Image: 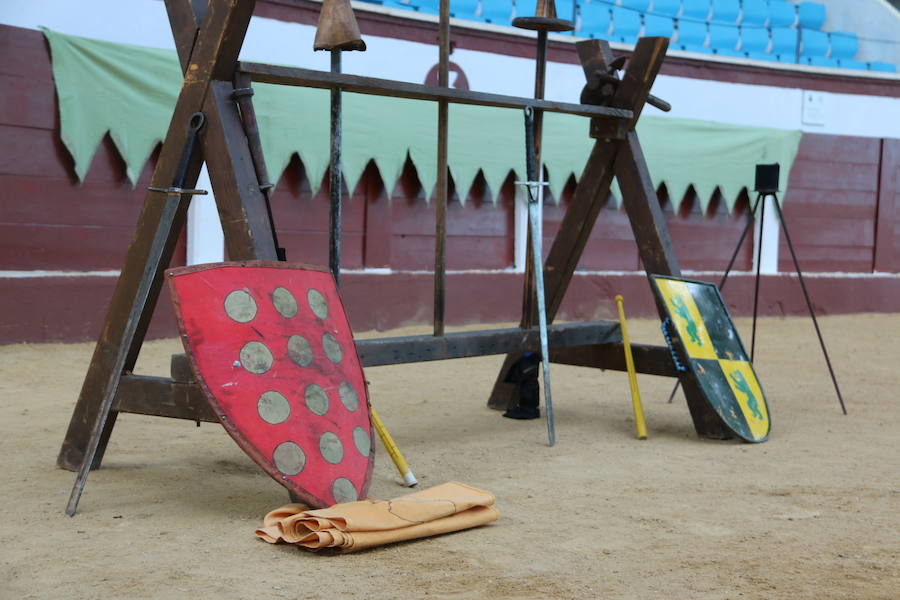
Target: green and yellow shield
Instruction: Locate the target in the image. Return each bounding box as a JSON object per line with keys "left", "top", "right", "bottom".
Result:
{"left": 652, "top": 275, "right": 770, "bottom": 442}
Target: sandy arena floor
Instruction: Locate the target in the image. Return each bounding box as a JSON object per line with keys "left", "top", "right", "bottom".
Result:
{"left": 1, "top": 314, "right": 898, "bottom": 599}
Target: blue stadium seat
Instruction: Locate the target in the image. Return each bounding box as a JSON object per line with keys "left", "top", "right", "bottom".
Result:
{"left": 651, "top": 0, "right": 682, "bottom": 18}
{"left": 829, "top": 31, "right": 858, "bottom": 60}
{"left": 384, "top": 0, "right": 417, "bottom": 11}
{"left": 677, "top": 19, "right": 709, "bottom": 52}
{"left": 740, "top": 0, "right": 767, "bottom": 25}
{"left": 746, "top": 51, "right": 776, "bottom": 61}
{"left": 838, "top": 58, "right": 868, "bottom": 71}
{"left": 807, "top": 56, "right": 839, "bottom": 68}
{"left": 411, "top": 0, "right": 439, "bottom": 15}
{"left": 681, "top": 0, "right": 711, "bottom": 21}
{"left": 482, "top": 0, "right": 513, "bottom": 24}
{"left": 767, "top": 1, "right": 796, "bottom": 28}
{"left": 797, "top": 2, "right": 826, "bottom": 30}
{"left": 710, "top": 0, "right": 739, "bottom": 24}
{"left": 620, "top": 0, "right": 651, "bottom": 10}
{"left": 868, "top": 61, "right": 897, "bottom": 73}
{"left": 709, "top": 23, "right": 739, "bottom": 53}
{"left": 579, "top": 4, "right": 612, "bottom": 39}
{"left": 770, "top": 27, "right": 798, "bottom": 61}
{"left": 611, "top": 7, "right": 642, "bottom": 43}
{"left": 740, "top": 26, "right": 770, "bottom": 54}
{"left": 513, "top": 0, "right": 536, "bottom": 20}
{"left": 452, "top": 0, "right": 482, "bottom": 19}
{"left": 556, "top": 0, "right": 576, "bottom": 24}
{"left": 800, "top": 28, "right": 828, "bottom": 59}
{"left": 644, "top": 13, "right": 675, "bottom": 38}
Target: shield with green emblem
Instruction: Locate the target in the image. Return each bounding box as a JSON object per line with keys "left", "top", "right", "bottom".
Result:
{"left": 652, "top": 275, "right": 770, "bottom": 442}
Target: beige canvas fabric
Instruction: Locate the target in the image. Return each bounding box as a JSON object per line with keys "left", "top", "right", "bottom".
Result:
{"left": 255, "top": 482, "right": 499, "bottom": 553}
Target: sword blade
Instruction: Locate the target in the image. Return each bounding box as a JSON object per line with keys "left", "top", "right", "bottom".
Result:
{"left": 523, "top": 106, "right": 555, "bottom": 446}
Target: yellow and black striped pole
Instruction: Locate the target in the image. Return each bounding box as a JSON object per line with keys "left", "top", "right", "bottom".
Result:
{"left": 616, "top": 295, "right": 647, "bottom": 440}
{"left": 370, "top": 407, "right": 417, "bottom": 487}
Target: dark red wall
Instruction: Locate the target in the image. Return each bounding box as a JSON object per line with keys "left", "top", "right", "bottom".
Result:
{"left": 1, "top": 22, "right": 899, "bottom": 344}
{"left": 875, "top": 139, "right": 900, "bottom": 272}
{"left": 778, "top": 135, "right": 881, "bottom": 273}
{"left": 0, "top": 27, "right": 187, "bottom": 273}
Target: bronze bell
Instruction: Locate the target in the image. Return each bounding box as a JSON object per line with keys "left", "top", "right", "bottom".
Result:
{"left": 314, "top": 0, "right": 367, "bottom": 52}
{"left": 512, "top": 0, "right": 574, "bottom": 33}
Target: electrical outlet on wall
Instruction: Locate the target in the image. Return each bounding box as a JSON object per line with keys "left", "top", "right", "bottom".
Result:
{"left": 802, "top": 90, "right": 827, "bottom": 126}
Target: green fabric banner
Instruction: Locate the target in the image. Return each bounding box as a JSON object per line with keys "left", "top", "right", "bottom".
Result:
{"left": 43, "top": 28, "right": 801, "bottom": 211}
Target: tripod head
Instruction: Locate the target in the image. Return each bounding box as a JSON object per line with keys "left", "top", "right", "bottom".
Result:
{"left": 754, "top": 163, "right": 780, "bottom": 195}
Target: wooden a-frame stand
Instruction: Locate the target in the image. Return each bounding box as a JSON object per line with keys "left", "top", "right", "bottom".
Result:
{"left": 58, "top": 0, "right": 727, "bottom": 488}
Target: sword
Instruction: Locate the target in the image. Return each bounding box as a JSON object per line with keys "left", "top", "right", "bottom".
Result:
{"left": 519, "top": 106, "right": 555, "bottom": 447}
{"left": 66, "top": 112, "right": 207, "bottom": 516}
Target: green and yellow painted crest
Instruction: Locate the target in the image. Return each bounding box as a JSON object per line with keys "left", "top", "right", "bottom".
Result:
{"left": 652, "top": 276, "right": 770, "bottom": 442}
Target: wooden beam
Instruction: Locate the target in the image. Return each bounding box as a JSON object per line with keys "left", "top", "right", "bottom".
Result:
{"left": 168, "top": 321, "right": 622, "bottom": 379}
{"left": 164, "top": 0, "right": 204, "bottom": 71}
{"left": 114, "top": 375, "right": 217, "bottom": 423}
{"left": 357, "top": 321, "right": 621, "bottom": 366}
{"left": 203, "top": 81, "right": 279, "bottom": 261}
{"left": 550, "top": 343, "right": 678, "bottom": 377}
{"left": 57, "top": 0, "right": 260, "bottom": 472}
{"left": 239, "top": 61, "right": 633, "bottom": 120}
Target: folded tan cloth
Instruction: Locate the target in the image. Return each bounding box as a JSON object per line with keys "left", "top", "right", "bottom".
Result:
{"left": 255, "top": 481, "right": 499, "bottom": 553}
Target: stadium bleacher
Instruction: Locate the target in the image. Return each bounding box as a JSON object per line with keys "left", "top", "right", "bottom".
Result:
{"left": 365, "top": 0, "right": 896, "bottom": 73}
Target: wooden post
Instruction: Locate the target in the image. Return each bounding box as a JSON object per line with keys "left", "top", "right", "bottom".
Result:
{"left": 57, "top": 0, "right": 279, "bottom": 472}
{"left": 433, "top": 0, "right": 450, "bottom": 336}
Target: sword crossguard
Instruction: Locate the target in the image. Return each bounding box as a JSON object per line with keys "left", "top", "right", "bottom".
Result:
{"left": 147, "top": 186, "right": 209, "bottom": 196}
{"left": 514, "top": 180, "right": 549, "bottom": 201}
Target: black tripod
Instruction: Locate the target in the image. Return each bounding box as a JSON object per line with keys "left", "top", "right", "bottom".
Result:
{"left": 668, "top": 163, "right": 846, "bottom": 415}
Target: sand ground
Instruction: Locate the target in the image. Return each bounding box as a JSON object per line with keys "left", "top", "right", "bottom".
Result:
{"left": 1, "top": 314, "right": 898, "bottom": 599}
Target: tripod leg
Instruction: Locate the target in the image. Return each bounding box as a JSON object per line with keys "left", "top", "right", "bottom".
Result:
{"left": 667, "top": 194, "right": 761, "bottom": 403}
{"left": 772, "top": 200, "right": 847, "bottom": 414}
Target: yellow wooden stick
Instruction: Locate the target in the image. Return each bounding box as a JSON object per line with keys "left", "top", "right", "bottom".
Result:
{"left": 370, "top": 406, "right": 418, "bottom": 487}
{"left": 616, "top": 295, "right": 648, "bottom": 440}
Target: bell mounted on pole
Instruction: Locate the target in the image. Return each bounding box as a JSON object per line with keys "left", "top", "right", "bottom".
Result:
{"left": 314, "top": 0, "right": 367, "bottom": 52}
{"left": 512, "top": 0, "right": 574, "bottom": 33}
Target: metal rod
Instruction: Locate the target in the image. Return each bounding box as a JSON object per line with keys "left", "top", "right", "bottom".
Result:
{"left": 329, "top": 49, "right": 343, "bottom": 287}
{"left": 772, "top": 198, "right": 847, "bottom": 414}
{"left": 751, "top": 193, "right": 765, "bottom": 362}
{"left": 523, "top": 106, "right": 555, "bottom": 446}
{"left": 66, "top": 113, "right": 206, "bottom": 516}
{"left": 238, "top": 62, "right": 632, "bottom": 120}
{"left": 520, "top": 29, "right": 551, "bottom": 330}
{"left": 433, "top": 0, "right": 450, "bottom": 337}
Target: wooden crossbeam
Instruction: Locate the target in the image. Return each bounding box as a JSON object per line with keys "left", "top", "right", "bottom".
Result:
{"left": 238, "top": 62, "right": 633, "bottom": 119}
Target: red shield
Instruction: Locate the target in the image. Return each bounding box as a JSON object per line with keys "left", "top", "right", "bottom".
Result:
{"left": 166, "top": 262, "right": 373, "bottom": 507}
